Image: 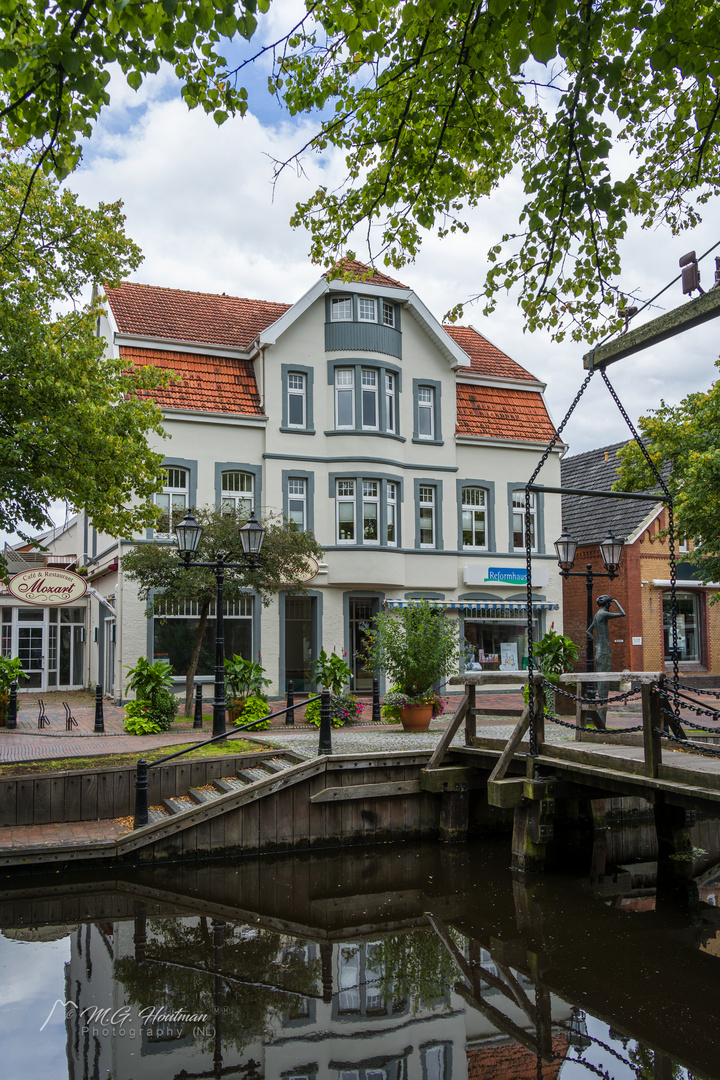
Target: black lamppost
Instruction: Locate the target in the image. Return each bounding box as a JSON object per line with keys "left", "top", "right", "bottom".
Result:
{"left": 175, "top": 509, "right": 266, "bottom": 737}
{"left": 554, "top": 532, "right": 623, "bottom": 676}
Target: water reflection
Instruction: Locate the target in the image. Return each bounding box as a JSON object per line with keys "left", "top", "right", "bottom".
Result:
{"left": 0, "top": 840, "right": 716, "bottom": 1080}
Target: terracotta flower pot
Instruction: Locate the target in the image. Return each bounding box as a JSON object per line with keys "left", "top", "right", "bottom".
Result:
{"left": 399, "top": 704, "right": 433, "bottom": 731}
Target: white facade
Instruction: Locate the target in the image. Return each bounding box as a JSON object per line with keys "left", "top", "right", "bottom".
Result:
{"left": 2, "top": 265, "right": 563, "bottom": 699}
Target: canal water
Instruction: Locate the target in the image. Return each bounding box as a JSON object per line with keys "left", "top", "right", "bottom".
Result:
{"left": 0, "top": 838, "right": 718, "bottom": 1080}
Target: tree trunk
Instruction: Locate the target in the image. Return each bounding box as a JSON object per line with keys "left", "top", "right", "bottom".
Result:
{"left": 184, "top": 601, "right": 210, "bottom": 716}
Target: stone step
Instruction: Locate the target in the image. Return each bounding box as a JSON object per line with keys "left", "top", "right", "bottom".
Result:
{"left": 213, "top": 776, "right": 250, "bottom": 794}
{"left": 236, "top": 766, "right": 276, "bottom": 784}
{"left": 147, "top": 806, "right": 172, "bottom": 824}
{"left": 263, "top": 756, "right": 295, "bottom": 773}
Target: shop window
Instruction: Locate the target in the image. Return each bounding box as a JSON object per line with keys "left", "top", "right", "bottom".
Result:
{"left": 221, "top": 471, "right": 253, "bottom": 515}
{"left": 154, "top": 597, "right": 252, "bottom": 676}
{"left": 663, "top": 590, "right": 700, "bottom": 662}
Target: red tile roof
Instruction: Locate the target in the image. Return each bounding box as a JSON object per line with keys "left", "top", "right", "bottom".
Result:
{"left": 445, "top": 324, "right": 537, "bottom": 382}
{"left": 329, "top": 258, "right": 408, "bottom": 290}
{"left": 456, "top": 384, "right": 556, "bottom": 442}
{"left": 120, "top": 346, "right": 262, "bottom": 415}
{"left": 467, "top": 1034, "right": 569, "bottom": 1080}
{"left": 105, "top": 282, "right": 289, "bottom": 349}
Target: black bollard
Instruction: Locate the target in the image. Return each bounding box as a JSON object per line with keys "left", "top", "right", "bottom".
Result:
{"left": 286, "top": 680, "right": 295, "bottom": 726}
{"left": 134, "top": 759, "right": 149, "bottom": 828}
{"left": 372, "top": 678, "right": 381, "bottom": 724}
{"left": 94, "top": 683, "right": 105, "bottom": 733}
{"left": 318, "top": 688, "right": 332, "bottom": 755}
{"left": 194, "top": 682, "right": 203, "bottom": 729}
{"left": 6, "top": 681, "right": 17, "bottom": 729}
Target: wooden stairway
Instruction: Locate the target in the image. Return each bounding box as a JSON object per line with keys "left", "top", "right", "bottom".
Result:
{"left": 145, "top": 753, "right": 302, "bottom": 825}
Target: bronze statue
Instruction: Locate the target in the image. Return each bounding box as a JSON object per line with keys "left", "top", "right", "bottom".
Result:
{"left": 587, "top": 595, "right": 626, "bottom": 729}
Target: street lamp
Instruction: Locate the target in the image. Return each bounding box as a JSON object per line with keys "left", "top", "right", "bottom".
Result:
{"left": 175, "top": 509, "right": 266, "bottom": 737}
{"left": 554, "top": 531, "right": 623, "bottom": 677}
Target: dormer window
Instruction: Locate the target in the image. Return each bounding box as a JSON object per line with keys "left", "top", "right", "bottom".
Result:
{"left": 358, "top": 297, "right": 376, "bottom": 321}
{"left": 331, "top": 296, "right": 352, "bottom": 321}
{"left": 382, "top": 301, "right": 395, "bottom": 327}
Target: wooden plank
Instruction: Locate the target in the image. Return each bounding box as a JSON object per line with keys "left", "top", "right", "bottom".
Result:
{"left": 0, "top": 779, "right": 17, "bottom": 827}
{"left": 487, "top": 777, "right": 526, "bottom": 809}
{"left": 272, "top": 782, "right": 295, "bottom": 849}
{"left": 80, "top": 773, "right": 98, "bottom": 821}
{"left": 32, "top": 778, "right": 52, "bottom": 825}
{"left": 426, "top": 692, "right": 469, "bottom": 770}
{"left": 113, "top": 770, "right": 131, "bottom": 817}
{"left": 241, "top": 799, "right": 260, "bottom": 854}
{"left": 15, "top": 780, "right": 34, "bottom": 826}
{"left": 583, "top": 288, "right": 720, "bottom": 371}
{"left": 488, "top": 706, "right": 530, "bottom": 783}
{"left": 96, "top": 773, "right": 114, "bottom": 820}
{"left": 642, "top": 681, "right": 663, "bottom": 778}
{"left": 258, "top": 783, "right": 278, "bottom": 849}
{"left": 49, "top": 776, "right": 65, "bottom": 824}
{"left": 310, "top": 780, "right": 422, "bottom": 803}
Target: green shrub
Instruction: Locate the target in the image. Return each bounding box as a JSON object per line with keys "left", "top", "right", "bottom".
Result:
{"left": 304, "top": 694, "right": 362, "bottom": 728}
{"left": 224, "top": 655, "right": 271, "bottom": 699}
{"left": 233, "top": 695, "right": 271, "bottom": 730}
{"left": 150, "top": 687, "right": 179, "bottom": 731}
{"left": 312, "top": 648, "right": 352, "bottom": 695}
{"left": 123, "top": 700, "right": 162, "bottom": 735}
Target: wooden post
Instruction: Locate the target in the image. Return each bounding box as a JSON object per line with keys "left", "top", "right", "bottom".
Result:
{"left": 642, "top": 681, "right": 663, "bottom": 777}
{"left": 532, "top": 673, "right": 545, "bottom": 754}
{"left": 511, "top": 802, "right": 548, "bottom": 874}
{"left": 439, "top": 787, "right": 470, "bottom": 843}
{"left": 575, "top": 677, "right": 585, "bottom": 741}
{"left": 465, "top": 682, "right": 476, "bottom": 745}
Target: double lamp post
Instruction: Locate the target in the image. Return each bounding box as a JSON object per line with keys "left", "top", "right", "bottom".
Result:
{"left": 174, "top": 509, "right": 266, "bottom": 738}
{"left": 553, "top": 531, "right": 623, "bottom": 679}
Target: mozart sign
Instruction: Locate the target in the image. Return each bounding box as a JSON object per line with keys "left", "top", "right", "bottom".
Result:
{"left": 8, "top": 568, "right": 88, "bottom": 606}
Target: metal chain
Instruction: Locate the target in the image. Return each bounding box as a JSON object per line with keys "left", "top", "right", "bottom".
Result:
{"left": 545, "top": 712, "right": 645, "bottom": 735}
{"left": 670, "top": 690, "right": 720, "bottom": 721}
{"left": 600, "top": 368, "right": 680, "bottom": 711}
{"left": 676, "top": 682, "right": 720, "bottom": 700}
{"left": 660, "top": 711, "right": 720, "bottom": 734}
{"left": 556, "top": 1023, "right": 633, "bottom": 1070}
{"left": 656, "top": 727, "right": 720, "bottom": 757}
{"left": 551, "top": 680, "right": 641, "bottom": 705}
{"left": 527, "top": 368, "right": 597, "bottom": 756}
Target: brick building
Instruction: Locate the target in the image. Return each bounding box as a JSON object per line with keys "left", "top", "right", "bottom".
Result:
{"left": 560, "top": 442, "right": 720, "bottom": 681}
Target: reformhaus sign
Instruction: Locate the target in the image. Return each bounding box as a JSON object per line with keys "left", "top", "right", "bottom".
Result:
{"left": 8, "top": 568, "right": 88, "bottom": 606}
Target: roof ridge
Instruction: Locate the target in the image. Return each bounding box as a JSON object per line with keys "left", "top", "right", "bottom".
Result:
{"left": 107, "top": 281, "right": 290, "bottom": 308}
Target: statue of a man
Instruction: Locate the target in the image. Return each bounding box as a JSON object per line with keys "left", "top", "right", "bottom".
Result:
{"left": 587, "top": 595, "right": 626, "bottom": 729}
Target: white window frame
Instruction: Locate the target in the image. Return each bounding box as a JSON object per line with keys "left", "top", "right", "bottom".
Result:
{"left": 287, "top": 477, "right": 307, "bottom": 530}
{"left": 417, "top": 385, "right": 435, "bottom": 440}
{"left": 382, "top": 301, "right": 395, "bottom": 328}
{"left": 361, "top": 368, "right": 379, "bottom": 430}
{"left": 287, "top": 372, "right": 306, "bottom": 428}
{"left": 513, "top": 490, "right": 536, "bottom": 551}
{"left": 331, "top": 296, "right": 353, "bottom": 321}
{"left": 387, "top": 482, "right": 397, "bottom": 546}
{"left": 461, "top": 487, "right": 487, "bottom": 550}
{"left": 385, "top": 372, "right": 396, "bottom": 434}
{"left": 362, "top": 480, "right": 380, "bottom": 544}
{"left": 155, "top": 467, "right": 188, "bottom": 536}
{"left": 221, "top": 471, "right": 254, "bottom": 516}
{"left": 419, "top": 485, "right": 436, "bottom": 548}
{"left": 358, "top": 296, "right": 376, "bottom": 322}
{"left": 335, "top": 368, "right": 355, "bottom": 429}
{"left": 336, "top": 479, "right": 356, "bottom": 543}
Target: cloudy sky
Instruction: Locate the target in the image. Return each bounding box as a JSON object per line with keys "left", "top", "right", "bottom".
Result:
{"left": 31, "top": 7, "right": 720, "bottom": 539}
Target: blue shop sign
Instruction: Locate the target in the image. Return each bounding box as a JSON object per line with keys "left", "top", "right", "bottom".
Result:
{"left": 485, "top": 567, "right": 528, "bottom": 584}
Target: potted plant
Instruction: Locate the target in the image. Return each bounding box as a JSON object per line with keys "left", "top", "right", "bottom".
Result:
{"left": 530, "top": 628, "right": 579, "bottom": 716}
{"left": 0, "top": 656, "right": 27, "bottom": 726}
{"left": 364, "top": 599, "right": 459, "bottom": 731}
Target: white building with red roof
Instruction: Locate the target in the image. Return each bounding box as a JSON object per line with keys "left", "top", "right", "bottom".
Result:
{"left": 5, "top": 263, "right": 564, "bottom": 698}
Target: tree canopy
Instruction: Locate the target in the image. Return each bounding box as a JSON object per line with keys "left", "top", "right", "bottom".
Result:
{"left": 615, "top": 366, "right": 720, "bottom": 586}
{"left": 122, "top": 505, "right": 324, "bottom": 709}
{"left": 0, "top": 158, "right": 172, "bottom": 565}
{"left": 2, "top": 2, "right": 719, "bottom": 340}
